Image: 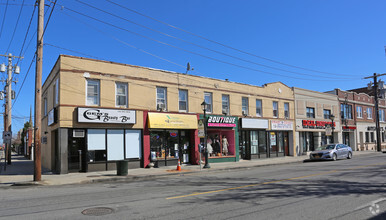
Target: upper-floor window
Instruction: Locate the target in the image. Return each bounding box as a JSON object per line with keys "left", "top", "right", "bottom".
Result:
{"left": 44, "top": 97, "right": 47, "bottom": 116}
{"left": 156, "top": 87, "right": 167, "bottom": 110}
{"left": 179, "top": 89, "right": 188, "bottom": 112}
{"left": 306, "top": 107, "right": 315, "bottom": 118}
{"left": 256, "top": 99, "right": 262, "bottom": 117}
{"left": 222, "top": 94, "right": 230, "bottom": 115}
{"left": 242, "top": 97, "right": 249, "bottom": 115}
{"left": 323, "top": 109, "right": 331, "bottom": 119}
{"left": 357, "top": 106, "right": 363, "bottom": 118}
{"left": 367, "top": 107, "right": 372, "bottom": 119}
{"left": 341, "top": 104, "right": 352, "bottom": 119}
{"left": 54, "top": 78, "right": 59, "bottom": 106}
{"left": 379, "top": 110, "right": 385, "bottom": 122}
{"left": 86, "top": 79, "right": 100, "bottom": 106}
{"left": 273, "top": 101, "right": 278, "bottom": 118}
{"left": 284, "top": 102, "right": 289, "bottom": 118}
{"left": 204, "top": 92, "right": 212, "bottom": 113}
{"left": 116, "top": 82, "right": 128, "bottom": 107}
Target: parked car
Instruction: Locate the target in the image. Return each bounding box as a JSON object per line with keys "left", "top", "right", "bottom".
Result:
{"left": 309, "top": 144, "right": 353, "bottom": 161}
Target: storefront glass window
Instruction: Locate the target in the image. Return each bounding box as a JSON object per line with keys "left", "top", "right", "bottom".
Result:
{"left": 278, "top": 132, "right": 284, "bottom": 153}
{"left": 258, "top": 131, "right": 267, "bottom": 155}
{"left": 207, "top": 130, "right": 234, "bottom": 157}
{"left": 150, "top": 130, "right": 191, "bottom": 163}
{"left": 250, "top": 131, "right": 258, "bottom": 154}
{"left": 269, "top": 132, "right": 277, "bottom": 156}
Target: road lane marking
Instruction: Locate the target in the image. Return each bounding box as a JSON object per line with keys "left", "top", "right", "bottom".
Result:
{"left": 166, "top": 161, "right": 386, "bottom": 200}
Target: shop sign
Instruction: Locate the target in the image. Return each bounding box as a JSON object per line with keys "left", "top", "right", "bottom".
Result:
{"left": 302, "top": 120, "right": 334, "bottom": 129}
{"left": 207, "top": 115, "right": 237, "bottom": 127}
{"left": 270, "top": 132, "right": 276, "bottom": 145}
{"left": 198, "top": 119, "right": 205, "bottom": 138}
{"left": 148, "top": 112, "right": 198, "bottom": 129}
{"left": 271, "top": 120, "right": 293, "bottom": 130}
{"left": 241, "top": 118, "right": 268, "bottom": 129}
{"left": 367, "top": 126, "right": 376, "bottom": 131}
{"left": 78, "top": 107, "right": 136, "bottom": 124}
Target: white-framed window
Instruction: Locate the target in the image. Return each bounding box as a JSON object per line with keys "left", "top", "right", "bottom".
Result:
{"left": 306, "top": 107, "right": 315, "bottom": 118}
{"left": 357, "top": 106, "right": 363, "bottom": 118}
{"left": 273, "top": 101, "right": 278, "bottom": 118}
{"left": 204, "top": 92, "right": 212, "bottom": 113}
{"left": 54, "top": 78, "right": 59, "bottom": 106}
{"left": 86, "top": 79, "right": 100, "bottom": 106}
{"left": 222, "top": 94, "right": 230, "bottom": 115}
{"left": 179, "top": 89, "right": 188, "bottom": 112}
{"left": 116, "top": 82, "right": 128, "bottom": 107}
{"left": 156, "top": 87, "right": 167, "bottom": 110}
{"left": 367, "top": 107, "right": 372, "bottom": 119}
{"left": 256, "top": 99, "right": 262, "bottom": 117}
{"left": 379, "top": 110, "right": 385, "bottom": 122}
{"left": 44, "top": 97, "right": 47, "bottom": 116}
{"left": 242, "top": 97, "right": 249, "bottom": 115}
{"left": 284, "top": 102, "right": 289, "bottom": 118}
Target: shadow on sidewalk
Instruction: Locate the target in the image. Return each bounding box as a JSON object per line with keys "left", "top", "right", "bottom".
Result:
{"left": 0, "top": 154, "right": 34, "bottom": 175}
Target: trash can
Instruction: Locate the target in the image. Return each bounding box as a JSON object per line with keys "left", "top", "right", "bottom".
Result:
{"left": 116, "top": 160, "right": 128, "bottom": 176}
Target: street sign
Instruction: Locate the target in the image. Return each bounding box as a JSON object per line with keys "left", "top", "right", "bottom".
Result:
{"left": 3, "top": 131, "right": 11, "bottom": 140}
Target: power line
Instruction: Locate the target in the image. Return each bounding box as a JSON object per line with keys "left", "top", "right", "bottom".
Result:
{"left": 58, "top": 4, "right": 358, "bottom": 81}
{"left": 5, "top": 0, "right": 26, "bottom": 54}
{"left": 16, "top": 3, "right": 36, "bottom": 66}
{"left": 44, "top": 43, "right": 105, "bottom": 60}
{"left": 77, "top": 0, "right": 353, "bottom": 80}
{"left": 106, "top": 0, "right": 359, "bottom": 78}
{"left": 0, "top": 0, "right": 9, "bottom": 40}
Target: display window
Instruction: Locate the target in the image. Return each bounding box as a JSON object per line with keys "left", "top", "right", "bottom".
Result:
{"left": 269, "top": 131, "right": 287, "bottom": 156}
{"left": 150, "top": 130, "right": 191, "bottom": 163}
{"left": 206, "top": 129, "right": 235, "bottom": 157}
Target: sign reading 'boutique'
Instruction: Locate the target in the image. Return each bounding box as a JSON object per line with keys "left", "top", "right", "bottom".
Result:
{"left": 207, "top": 115, "right": 237, "bottom": 127}
{"left": 78, "top": 107, "right": 136, "bottom": 124}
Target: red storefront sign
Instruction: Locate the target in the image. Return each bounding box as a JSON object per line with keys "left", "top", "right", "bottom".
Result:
{"left": 302, "top": 120, "right": 335, "bottom": 129}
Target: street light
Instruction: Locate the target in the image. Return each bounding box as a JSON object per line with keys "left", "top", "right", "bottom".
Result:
{"left": 201, "top": 101, "right": 210, "bottom": 169}
{"left": 330, "top": 114, "right": 335, "bottom": 143}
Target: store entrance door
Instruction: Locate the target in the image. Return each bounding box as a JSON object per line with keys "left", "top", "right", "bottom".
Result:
{"left": 68, "top": 135, "right": 87, "bottom": 172}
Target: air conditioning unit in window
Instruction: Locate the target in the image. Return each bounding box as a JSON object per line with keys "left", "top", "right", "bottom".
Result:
{"left": 157, "top": 103, "right": 166, "bottom": 111}
{"left": 73, "top": 129, "right": 85, "bottom": 138}
{"left": 242, "top": 110, "right": 247, "bottom": 116}
{"left": 222, "top": 110, "right": 229, "bottom": 115}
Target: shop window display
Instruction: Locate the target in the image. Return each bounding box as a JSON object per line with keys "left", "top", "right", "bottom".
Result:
{"left": 206, "top": 130, "right": 234, "bottom": 157}
{"left": 150, "top": 130, "right": 191, "bottom": 162}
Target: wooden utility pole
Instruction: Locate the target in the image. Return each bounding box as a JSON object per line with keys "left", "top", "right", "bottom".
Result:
{"left": 364, "top": 73, "right": 386, "bottom": 152}
{"left": 34, "top": 0, "right": 44, "bottom": 182}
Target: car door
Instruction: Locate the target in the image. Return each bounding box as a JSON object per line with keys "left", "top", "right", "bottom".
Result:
{"left": 336, "top": 144, "right": 343, "bottom": 159}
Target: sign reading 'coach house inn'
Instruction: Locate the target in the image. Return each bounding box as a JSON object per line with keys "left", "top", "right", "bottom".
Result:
{"left": 78, "top": 107, "right": 136, "bottom": 124}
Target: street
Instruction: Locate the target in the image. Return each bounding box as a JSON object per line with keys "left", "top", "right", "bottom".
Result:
{"left": 0, "top": 153, "right": 385, "bottom": 220}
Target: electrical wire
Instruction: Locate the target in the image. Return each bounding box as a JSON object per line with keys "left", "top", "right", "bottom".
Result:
{"left": 76, "top": 0, "right": 353, "bottom": 80}
{"left": 58, "top": 4, "right": 358, "bottom": 81}
{"left": 5, "top": 0, "right": 26, "bottom": 54}
{"left": 0, "top": 0, "right": 9, "bottom": 40}
{"left": 16, "top": 3, "right": 36, "bottom": 66}
{"left": 44, "top": 43, "right": 105, "bottom": 60}
{"left": 106, "top": 0, "right": 359, "bottom": 78}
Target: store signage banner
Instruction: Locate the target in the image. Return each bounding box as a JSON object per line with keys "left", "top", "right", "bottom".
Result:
{"left": 271, "top": 120, "right": 293, "bottom": 130}
{"left": 148, "top": 112, "right": 198, "bottom": 129}
{"left": 207, "top": 115, "right": 237, "bottom": 127}
{"left": 302, "top": 120, "right": 334, "bottom": 129}
{"left": 241, "top": 118, "right": 268, "bottom": 129}
{"left": 78, "top": 107, "right": 136, "bottom": 124}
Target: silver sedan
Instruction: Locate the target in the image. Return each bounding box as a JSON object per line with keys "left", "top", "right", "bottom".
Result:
{"left": 310, "top": 144, "right": 353, "bottom": 161}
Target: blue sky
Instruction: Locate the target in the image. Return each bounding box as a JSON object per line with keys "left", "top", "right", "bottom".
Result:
{"left": 1, "top": 0, "right": 386, "bottom": 135}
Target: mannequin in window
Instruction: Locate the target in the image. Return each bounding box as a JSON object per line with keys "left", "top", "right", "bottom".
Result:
{"left": 214, "top": 135, "right": 221, "bottom": 156}
{"left": 222, "top": 135, "right": 229, "bottom": 156}
{"left": 207, "top": 138, "right": 213, "bottom": 157}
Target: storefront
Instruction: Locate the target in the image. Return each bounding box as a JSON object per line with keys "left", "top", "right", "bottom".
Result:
{"left": 297, "top": 119, "right": 340, "bottom": 154}
{"left": 270, "top": 120, "right": 293, "bottom": 157}
{"left": 239, "top": 118, "right": 269, "bottom": 160}
{"left": 202, "top": 115, "right": 239, "bottom": 163}
{"left": 71, "top": 107, "right": 142, "bottom": 172}
{"left": 144, "top": 112, "right": 199, "bottom": 167}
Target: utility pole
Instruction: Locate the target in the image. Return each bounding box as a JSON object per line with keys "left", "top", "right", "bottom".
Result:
{"left": 34, "top": 0, "right": 44, "bottom": 182}
{"left": 0, "top": 53, "right": 22, "bottom": 165}
{"left": 364, "top": 73, "right": 386, "bottom": 152}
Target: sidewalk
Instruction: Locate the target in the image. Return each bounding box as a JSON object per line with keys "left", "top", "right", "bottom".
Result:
{"left": 0, "top": 151, "right": 380, "bottom": 187}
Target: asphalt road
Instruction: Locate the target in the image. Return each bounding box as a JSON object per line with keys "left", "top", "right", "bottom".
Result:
{"left": 0, "top": 153, "right": 385, "bottom": 220}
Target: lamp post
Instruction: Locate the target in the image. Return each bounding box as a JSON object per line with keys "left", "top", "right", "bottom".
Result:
{"left": 330, "top": 114, "right": 335, "bottom": 143}
{"left": 201, "top": 101, "right": 210, "bottom": 169}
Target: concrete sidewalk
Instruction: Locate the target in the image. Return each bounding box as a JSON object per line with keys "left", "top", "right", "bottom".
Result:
{"left": 0, "top": 151, "right": 380, "bottom": 187}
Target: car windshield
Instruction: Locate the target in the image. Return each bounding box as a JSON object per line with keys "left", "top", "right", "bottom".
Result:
{"left": 315, "top": 145, "right": 335, "bottom": 151}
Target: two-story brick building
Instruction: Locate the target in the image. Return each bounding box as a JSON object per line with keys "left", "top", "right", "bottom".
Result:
{"left": 41, "top": 55, "right": 296, "bottom": 174}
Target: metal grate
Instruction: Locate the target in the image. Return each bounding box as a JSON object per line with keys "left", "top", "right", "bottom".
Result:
{"left": 73, "top": 129, "right": 85, "bottom": 138}
{"left": 82, "top": 207, "right": 114, "bottom": 216}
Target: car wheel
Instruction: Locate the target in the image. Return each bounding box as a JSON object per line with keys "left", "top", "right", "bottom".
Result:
{"left": 332, "top": 153, "right": 337, "bottom": 161}
{"left": 347, "top": 152, "right": 352, "bottom": 159}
